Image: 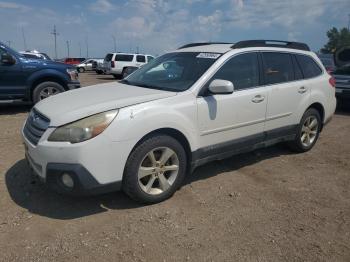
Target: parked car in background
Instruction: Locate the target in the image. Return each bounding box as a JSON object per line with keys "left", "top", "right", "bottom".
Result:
{"left": 23, "top": 40, "right": 336, "bottom": 203}
{"left": 103, "top": 53, "right": 154, "bottom": 78}
{"left": 317, "top": 53, "right": 336, "bottom": 73}
{"left": 332, "top": 46, "right": 350, "bottom": 104}
{"left": 92, "top": 59, "right": 106, "bottom": 75}
{"left": 20, "top": 50, "right": 52, "bottom": 61}
{"left": 0, "top": 41, "right": 80, "bottom": 104}
{"left": 64, "top": 57, "right": 86, "bottom": 65}
{"left": 76, "top": 59, "right": 103, "bottom": 73}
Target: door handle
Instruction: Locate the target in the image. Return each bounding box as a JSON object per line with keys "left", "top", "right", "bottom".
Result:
{"left": 252, "top": 95, "right": 265, "bottom": 103}
{"left": 298, "top": 86, "right": 307, "bottom": 94}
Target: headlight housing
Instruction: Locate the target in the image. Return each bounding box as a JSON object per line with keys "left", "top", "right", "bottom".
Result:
{"left": 67, "top": 68, "right": 79, "bottom": 81}
{"left": 48, "top": 110, "right": 118, "bottom": 143}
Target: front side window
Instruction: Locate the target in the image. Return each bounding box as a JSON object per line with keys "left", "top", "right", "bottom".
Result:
{"left": 262, "top": 52, "right": 294, "bottom": 85}
{"left": 296, "top": 55, "right": 322, "bottom": 79}
{"left": 210, "top": 52, "right": 259, "bottom": 90}
{"left": 137, "top": 55, "right": 146, "bottom": 63}
{"left": 121, "top": 52, "right": 219, "bottom": 92}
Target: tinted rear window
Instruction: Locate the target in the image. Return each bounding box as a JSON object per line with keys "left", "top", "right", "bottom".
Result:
{"left": 104, "top": 54, "right": 113, "bottom": 62}
{"left": 296, "top": 55, "right": 322, "bottom": 79}
{"left": 262, "top": 52, "right": 294, "bottom": 85}
{"left": 115, "top": 54, "right": 134, "bottom": 62}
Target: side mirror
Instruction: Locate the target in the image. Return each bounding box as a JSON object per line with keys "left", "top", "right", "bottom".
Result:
{"left": 208, "top": 79, "right": 234, "bottom": 95}
{"left": 1, "top": 53, "right": 16, "bottom": 65}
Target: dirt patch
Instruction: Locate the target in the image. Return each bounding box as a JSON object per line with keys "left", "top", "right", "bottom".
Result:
{"left": 0, "top": 72, "right": 349, "bottom": 261}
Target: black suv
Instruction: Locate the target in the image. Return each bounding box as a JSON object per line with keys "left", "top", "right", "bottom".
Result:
{"left": 0, "top": 42, "right": 80, "bottom": 104}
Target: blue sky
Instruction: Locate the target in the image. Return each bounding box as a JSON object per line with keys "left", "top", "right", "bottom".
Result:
{"left": 0, "top": 0, "right": 349, "bottom": 58}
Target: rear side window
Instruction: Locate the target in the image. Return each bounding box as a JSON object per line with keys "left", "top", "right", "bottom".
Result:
{"left": 136, "top": 55, "right": 146, "bottom": 63}
{"left": 292, "top": 55, "right": 303, "bottom": 80}
{"left": 115, "top": 54, "right": 134, "bottom": 62}
{"left": 105, "top": 54, "right": 113, "bottom": 62}
{"left": 296, "top": 55, "right": 322, "bottom": 79}
{"left": 262, "top": 52, "right": 294, "bottom": 85}
{"left": 211, "top": 52, "right": 260, "bottom": 90}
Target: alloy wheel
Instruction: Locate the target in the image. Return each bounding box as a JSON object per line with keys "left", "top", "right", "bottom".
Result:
{"left": 138, "top": 147, "right": 179, "bottom": 195}
{"left": 39, "top": 86, "right": 60, "bottom": 100}
{"left": 300, "top": 115, "right": 319, "bottom": 147}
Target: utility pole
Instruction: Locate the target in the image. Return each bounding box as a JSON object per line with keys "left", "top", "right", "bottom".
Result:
{"left": 85, "top": 36, "right": 89, "bottom": 58}
{"left": 112, "top": 35, "right": 117, "bottom": 52}
{"left": 51, "top": 25, "right": 59, "bottom": 59}
{"left": 348, "top": 14, "right": 350, "bottom": 31}
{"left": 136, "top": 46, "right": 139, "bottom": 54}
{"left": 7, "top": 40, "right": 11, "bottom": 47}
{"left": 21, "top": 27, "right": 27, "bottom": 50}
{"left": 66, "top": 40, "right": 70, "bottom": 57}
{"left": 78, "top": 42, "right": 82, "bottom": 57}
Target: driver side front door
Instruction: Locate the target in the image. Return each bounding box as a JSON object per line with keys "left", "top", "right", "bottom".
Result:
{"left": 0, "top": 47, "right": 25, "bottom": 100}
{"left": 196, "top": 52, "right": 269, "bottom": 159}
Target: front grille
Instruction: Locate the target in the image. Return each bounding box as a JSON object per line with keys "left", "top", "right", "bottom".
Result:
{"left": 23, "top": 109, "right": 50, "bottom": 145}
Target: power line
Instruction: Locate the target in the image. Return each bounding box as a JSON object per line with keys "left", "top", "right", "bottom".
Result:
{"left": 112, "top": 35, "right": 117, "bottom": 52}
{"left": 51, "top": 25, "right": 59, "bottom": 59}
{"left": 66, "top": 40, "right": 70, "bottom": 57}
{"left": 85, "top": 36, "right": 89, "bottom": 58}
{"left": 21, "top": 27, "right": 27, "bottom": 50}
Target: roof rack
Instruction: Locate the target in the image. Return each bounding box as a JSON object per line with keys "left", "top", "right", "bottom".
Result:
{"left": 232, "top": 40, "right": 310, "bottom": 51}
{"left": 178, "top": 42, "right": 234, "bottom": 49}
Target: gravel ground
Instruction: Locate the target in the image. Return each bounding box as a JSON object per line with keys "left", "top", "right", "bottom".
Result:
{"left": 0, "top": 71, "right": 349, "bottom": 262}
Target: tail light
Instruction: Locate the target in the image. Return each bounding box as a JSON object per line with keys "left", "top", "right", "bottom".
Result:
{"left": 111, "top": 61, "right": 115, "bottom": 68}
{"left": 329, "top": 76, "right": 336, "bottom": 88}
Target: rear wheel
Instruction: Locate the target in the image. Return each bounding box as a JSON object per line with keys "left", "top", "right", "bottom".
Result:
{"left": 123, "top": 135, "right": 187, "bottom": 204}
{"left": 288, "top": 108, "right": 321, "bottom": 152}
{"left": 32, "top": 81, "right": 65, "bottom": 104}
{"left": 78, "top": 67, "right": 85, "bottom": 73}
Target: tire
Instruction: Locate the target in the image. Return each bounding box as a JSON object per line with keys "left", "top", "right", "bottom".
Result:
{"left": 122, "top": 68, "right": 128, "bottom": 79}
{"left": 113, "top": 74, "right": 120, "bottom": 79}
{"left": 32, "top": 81, "right": 65, "bottom": 104}
{"left": 96, "top": 70, "right": 103, "bottom": 75}
{"left": 288, "top": 108, "right": 321, "bottom": 153}
{"left": 123, "top": 135, "right": 187, "bottom": 204}
{"left": 78, "top": 67, "right": 85, "bottom": 73}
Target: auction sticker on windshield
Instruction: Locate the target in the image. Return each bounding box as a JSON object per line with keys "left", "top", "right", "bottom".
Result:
{"left": 196, "top": 53, "right": 221, "bottom": 59}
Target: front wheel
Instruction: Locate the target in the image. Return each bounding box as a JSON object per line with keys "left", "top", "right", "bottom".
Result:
{"left": 78, "top": 67, "right": 85, "bottom": 73}
{"left": 32, "top": 81, "right": 65, "bottom": 104}
{"left": 123, "top": 135, "right": 187, "bottom": 204}
{"left": 288, "top": 108, "right": 321, "bottom": 153}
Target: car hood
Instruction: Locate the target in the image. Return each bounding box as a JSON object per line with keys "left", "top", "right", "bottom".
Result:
{"left": 19, "top": 57, "right": 73, "bottom": 69}
{"left": 34, "top": 82, "right": 177, "bottom": 126}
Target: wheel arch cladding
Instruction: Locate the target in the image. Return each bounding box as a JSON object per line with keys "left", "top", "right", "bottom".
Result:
{"left": 127, "top": 128, "right": 192, "bottom": 171}
{"left": 307, "top": 102, "right": 325, "bottom": 125}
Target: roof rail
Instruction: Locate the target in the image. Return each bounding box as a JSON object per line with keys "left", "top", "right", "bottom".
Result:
{"left": 178, "top": 42, "right": 234, "bottom": 49}
{"left": 232, "top": 40, "right": 310, "bottom": 51}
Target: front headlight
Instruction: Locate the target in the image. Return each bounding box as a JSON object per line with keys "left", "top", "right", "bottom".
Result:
{"left": 67, "top": 68, "right": 78, "bottom": 81}
{"left": 48, "top": 110, "right": 118, "bottom": 143}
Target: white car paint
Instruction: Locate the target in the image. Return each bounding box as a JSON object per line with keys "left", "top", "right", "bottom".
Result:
{"left": 22, "top": 43, "right": 336, "bottom": 191}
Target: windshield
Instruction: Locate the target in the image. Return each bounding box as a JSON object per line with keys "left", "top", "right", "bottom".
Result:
{"left": 121, "top": 52, "right": 220, "bottom": 92}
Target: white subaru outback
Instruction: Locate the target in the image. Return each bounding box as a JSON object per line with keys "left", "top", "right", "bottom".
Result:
{"left": 23, "top": 40, "right": 336, "bottom": 203}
